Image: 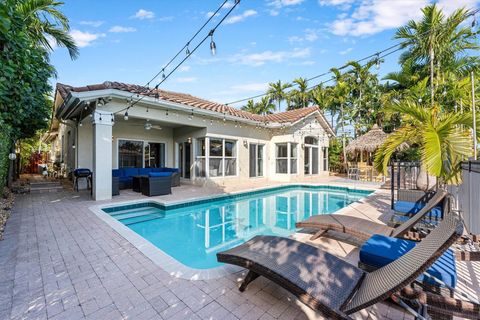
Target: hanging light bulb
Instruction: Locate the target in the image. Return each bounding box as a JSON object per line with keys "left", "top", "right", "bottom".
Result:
{"left": 472, "top": 14, "right": 477, "bottom": 28}
{"left": 442, "top": 89, "right": 447, "bottom": 96}
{"left": 79, "top": 121, "right": 83, "bottom": 127}
{"left": 99, "top": 114, "right": 102, "bottom": 121}
{"left": 165, "top": 109, "right": 169, "bottom": 117}
{"left": 111, "top": 114, "right": 115, "bottom": 124}
{"left": 186, "top": 42, "right": 191, "bottom": 55}
{"left": 210, "top": 119, "right": 213, "bottom": 126}
{"left": 162, "top": 69, "right": 166, "bottom": 79}
{"left": 188, "top": 109, "right": 194, "bottom": 120}
{"left": 124, "top": 109, "right": 129, "bottom": 121}
{"left": 375, "top": 53, "right": 380, "bottom": 70}
{"left": 146, "top": 106, "right": 149, "bottom": 113}
{"left": 209, "top": 30, "right": 216, "bottom": 56}
{"left": 356, "top": 75, "right": 361, "bottom": 84}
{"left": 418, "top": 98, "right": 422, "bottom": 103}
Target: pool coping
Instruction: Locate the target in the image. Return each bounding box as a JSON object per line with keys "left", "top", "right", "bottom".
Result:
{"left": 90, "top": 182, "right": 381, "bottom": 281}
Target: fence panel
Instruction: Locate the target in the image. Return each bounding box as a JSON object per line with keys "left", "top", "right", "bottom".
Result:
{"left": 454, "top": 161, "right": 480, "bottom": 234}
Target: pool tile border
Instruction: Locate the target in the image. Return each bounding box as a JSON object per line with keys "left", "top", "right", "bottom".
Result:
{"left": 90, "top": 183, "right": 378, "bottom": 280}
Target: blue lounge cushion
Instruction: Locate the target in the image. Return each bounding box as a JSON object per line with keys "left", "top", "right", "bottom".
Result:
{"left": 393, "top": 200, "right": 443, "bottom": 219}
{"left": 161, "top": 167, "right": 180, "bottom": 173}
{"left": 123, "top": 167, "right": 139, "bottom": 177}
{"left": 138, "top": 168, "right": 151, "bottom": 176}
{"left": 149, "top": 172, "right": 172, "bottom": 177}
{"left": 360, "top": 234, "right": 457, "bottom": 288}
{"left": 112, "top": 169, "right": 121, "bottom": 177}
{"left": 150, "top": 167, "right": 163, "bottom": 173}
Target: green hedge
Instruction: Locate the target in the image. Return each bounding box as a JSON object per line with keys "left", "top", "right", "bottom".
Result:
{"left": 0, "top": 123, "right": 11, "bottom": 192}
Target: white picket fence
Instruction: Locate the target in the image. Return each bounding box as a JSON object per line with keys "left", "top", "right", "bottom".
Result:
{"left": 449, "top": 161, "right": 480, "bottom": 234}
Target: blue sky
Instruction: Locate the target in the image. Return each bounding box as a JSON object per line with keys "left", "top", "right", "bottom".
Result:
{"left": 50, "top": 0, "right": 479, "bottom": 109}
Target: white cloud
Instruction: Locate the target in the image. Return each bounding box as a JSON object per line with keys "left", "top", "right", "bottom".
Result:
{"left": 288, "top": 28, "right": 320, "bottom": 43}
{"left": 79, "top": 20, "right": 104, "bottom": 27}
{"left": 69, "top": 30, "right": 105, "bottom": 47}
{"left": 179, "top": 65, "right": 191, "bottom": 72}
{"left": 329, "top": 0, "right": 429, "bottom": 36}
{"left": 339, "top": 47, "right": 353, "bottom": 55}
{"left": 436, "top": 0, "right": 479, "bottom": 15}
{"left": 225, "top": 10, "right": 258, "bottom": 24}
{"left": 230, "top": 47, "right": 311, "bottom": 66}
{"left": 109, "top": 26, "right": 136, "bottom": 33}
{"left": 158, "top": 16, "right": 174, "bottom": 22}
{"left": 217, "top": 82, "right": 269, "bottom": 96}
{"left": 174, "top": 77, "right": 198, "bottom": 83}
{"left": 268, "top": 0, "right": 304, "bottom": 16}
{"left": 133, "top": 9, "right": 155, "bottom": 20}
{"left": 319, "top": 0, "right": 354, "bottom": 8}
{"left": 222, "top": 1, "right": 235, "bottom": 9}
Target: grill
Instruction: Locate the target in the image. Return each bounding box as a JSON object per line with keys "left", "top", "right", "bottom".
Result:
{"left": 73, "top": 168, "right": 92, "bottom": 191}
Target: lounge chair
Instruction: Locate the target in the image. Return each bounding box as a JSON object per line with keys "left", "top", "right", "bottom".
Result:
{"left": 217, "top": 212, "right": 470, "bottom": 319}
{"left": 295, "top": 189, "right": 447, "bottom": 244}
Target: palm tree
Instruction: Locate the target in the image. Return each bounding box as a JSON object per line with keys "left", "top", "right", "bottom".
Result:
{"left": 288, "top": 77, "right": 310, "bottom": 110}
{"left": 310, "top": 84, "right": 330, "bottom": 111}
{"left": 255, "top": 96, "right": 275, "bottom": 115}
{"left": 14, "top": 0, "right": 79, "bottom": 59}
{"left": 241, "top": 99, "right": 258, "bottom": 114}
{"left": 329, "top": 68, "right": 350, "bottom": 166}
{"left": 267, "top": 80, "right": 292, "bottom": 112}
{"left": 395, "top": 4, "right": 477, "bottom": 107}
{"left": 374, "top": 100, "right": 479, "bottom": 184}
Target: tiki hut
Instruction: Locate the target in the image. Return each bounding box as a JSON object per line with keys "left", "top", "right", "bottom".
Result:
{"left": 345, "top": 124, "right": 388, "bottom": 164}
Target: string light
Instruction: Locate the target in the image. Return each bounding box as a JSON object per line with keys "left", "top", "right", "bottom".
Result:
{"left": 473, "top": 14, "right": 477, "bottom": 28}
{"left": 79, "top": 121, "right": 83, "bottom": 127}
{"left": 375, "top": 53, "right": 381, "bottom": 70}
{"left": 209, "top": 30, "right": 217, "bottom": 56}
{"left": 186, "top": 42, "right": 191, "bottom": 55}
{"left": 165, "top": 109, "right": 169, "bottom": 117}
{"left": 111, "top": 114, "right": 115, "bottom": 124}
{"left": 124, "top": 110, "right": 129, "bottom": 121}
{"left": 210, "top": 119, "right": 213, "bottom": 126}
{"left": 188, "top": 109, "right": 194, "bottom": 120}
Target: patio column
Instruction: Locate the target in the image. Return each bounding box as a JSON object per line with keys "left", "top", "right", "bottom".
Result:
{"left": 92, "top": 112, "right": 113, "bottom": 200}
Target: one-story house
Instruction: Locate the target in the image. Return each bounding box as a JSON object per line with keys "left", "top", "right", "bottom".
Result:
{"left": 45, "top": 81, "right": 335, "bottom": 200}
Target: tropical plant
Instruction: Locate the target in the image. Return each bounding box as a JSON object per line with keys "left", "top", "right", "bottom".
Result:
{"left": 395, "top": 4, "right": 478, "bottom": 106}
{"left": 374, "top": 100, "right": 479, "bottom": 184}
{"left": 267, "top": 80, "right": 291, "bottom": 112}
{"left": 241, "top": 99, "right": 258, "bottom": 114}
{"left": 13, "top": 0, "right": 79, "bottom": 59}
{"left": 287, "top": 77, "right": 310, "bottom": 110}
{"left": 255, "top": 96, "right": 275, "bottom": 115}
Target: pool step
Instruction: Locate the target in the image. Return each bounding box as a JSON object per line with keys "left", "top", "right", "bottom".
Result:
{"left": 112, "top": 208, "right": 161, "bottom": 220}
{"left": 121, "top": 212, "right": 166, "bottom": 225}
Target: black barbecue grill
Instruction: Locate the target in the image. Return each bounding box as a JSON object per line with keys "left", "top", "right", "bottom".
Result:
{"left": 73, "top": 168, "right": 92, "bottom": 191}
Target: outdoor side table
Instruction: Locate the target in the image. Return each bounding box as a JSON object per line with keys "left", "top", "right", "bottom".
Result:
{"left": 132, "top": 175, "right": 148, "bottom": 192}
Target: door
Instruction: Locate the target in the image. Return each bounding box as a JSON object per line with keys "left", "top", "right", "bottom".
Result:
{"left": 178, "top": 142, "right": 192, "bottom": 179}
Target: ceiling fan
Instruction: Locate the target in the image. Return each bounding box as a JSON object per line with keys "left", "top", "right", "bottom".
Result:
{"left": 120, "top": 118, "right": 162, "bottom": 131}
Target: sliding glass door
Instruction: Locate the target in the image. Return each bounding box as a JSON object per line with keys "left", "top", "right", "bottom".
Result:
{"left": 249, "top": 143, "right": 264, "bottom": 177}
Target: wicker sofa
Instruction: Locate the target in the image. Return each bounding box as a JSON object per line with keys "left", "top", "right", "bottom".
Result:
{"left": 112, "top": 167, "right": 180, "bottom": 190}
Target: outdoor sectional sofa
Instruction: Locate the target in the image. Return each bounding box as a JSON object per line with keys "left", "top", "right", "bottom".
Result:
{"left": 112, "top": 167, "right": 180, "bottom": 190}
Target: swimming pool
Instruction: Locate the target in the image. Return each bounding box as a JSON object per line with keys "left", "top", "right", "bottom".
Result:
{"left": 102, "top": 185, "right": 372, "bottom": 269}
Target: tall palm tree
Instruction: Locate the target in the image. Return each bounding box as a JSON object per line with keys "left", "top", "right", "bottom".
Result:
{"left": 255, "top": 96, "right": 275, "bottom": 115}
{"left": 395, "top": 4, "right": 477, "bottom": 107}
{"left": 267, "top": 80, "right": 291, "bottom": 112}
{"left": 241, "top": 99, "right": 259, "bottom": 114}
{"left": 14, "top": 0, "right": 79, "bottom": 59}
{"left": 375, "top": 100, "right": 479, "bottom": 184}
{"left": 330, "top": 68, "right": 350, "bottom": 166}
{"left": 288, "top": 77, "right": 310, "bottom": 110}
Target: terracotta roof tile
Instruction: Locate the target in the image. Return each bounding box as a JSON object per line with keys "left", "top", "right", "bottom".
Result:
{"left": 56, "top": 81, "right": 325, "bottom": 125}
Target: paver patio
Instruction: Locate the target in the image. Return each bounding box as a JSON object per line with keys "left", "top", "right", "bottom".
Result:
{"left": 0, "top": 180, "right": 478, "bottom": 320}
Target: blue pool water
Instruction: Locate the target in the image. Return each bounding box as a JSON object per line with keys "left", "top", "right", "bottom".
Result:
{"left": 103, "top": 185, "right": 372, "bottom": 269}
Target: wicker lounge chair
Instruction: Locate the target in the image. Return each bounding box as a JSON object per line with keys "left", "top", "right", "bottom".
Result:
{"left": 218, "top": 212, "right": 467, "bottom": 319}
{"left": 295, "top": 189, "right": 448, "bottom": 244}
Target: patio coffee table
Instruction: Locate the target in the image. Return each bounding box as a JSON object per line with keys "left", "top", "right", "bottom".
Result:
{"left": 132, "top": 175, "right": 148, "bottom": 192}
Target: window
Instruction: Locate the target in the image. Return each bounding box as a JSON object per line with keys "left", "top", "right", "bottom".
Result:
{"left": 276, "top": 143, "right": 298, "bottom": 174}
{"left": 276, "top": 143, "right": 288, "bottom": 174}
{"left": 249, "top": 144, "right": 264, "bottom": 177}
{"left": 195, "top": 138, "right": 206, "bottom": 177}
{"left": 208, "top": 138, "right": 237, "bottom": 177}
{"left": 118, "top": 139, "right": 165, "bottom": 168}
{"left": 323, "top": 147, "right": 328, "bottom": 171}
{"left": 290, "top": 143, "right": 298, "bottom": 174}
{"left": 304, "top": 136, "right": 319, "bottom": 175}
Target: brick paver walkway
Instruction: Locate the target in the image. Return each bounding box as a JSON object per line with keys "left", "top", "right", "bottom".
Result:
{"left": 0, "top": 189, "right": 451, "bottom": 320}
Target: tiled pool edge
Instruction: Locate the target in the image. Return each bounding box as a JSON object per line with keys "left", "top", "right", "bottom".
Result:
{"left": 90, "top": 183, "right": 380, "bottom": 280}
{"left": 90, "top": 204, "right": 243, "bottom": 280}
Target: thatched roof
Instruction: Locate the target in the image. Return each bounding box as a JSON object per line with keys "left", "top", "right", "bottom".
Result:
{"left": 345, "top": 124, "right": 388, "bottom": 154}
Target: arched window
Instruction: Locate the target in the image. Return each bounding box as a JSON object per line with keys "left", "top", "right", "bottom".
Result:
{"left": 304, "top": 136, "right": 318, "bottom": 145}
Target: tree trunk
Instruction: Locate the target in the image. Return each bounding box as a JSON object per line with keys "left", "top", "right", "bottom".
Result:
{"left": 430, "top": 46, "right": 435, "bottom": 107}
{"left": 341, "top": 104, "right": 347, "bottom": 166}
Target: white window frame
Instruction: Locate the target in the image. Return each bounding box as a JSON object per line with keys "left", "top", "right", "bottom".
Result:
{"left": 195, "top": 138, "right": 206, "bottom": 178}
{"left": 304, "top": 136, "right": 319, "bottom": 175}
{"left": 276, "top": 142, "right": 298, "bottom": 175}
{"left": 116, "top": 138, "right": 168, "bottom": 169}
{"left": 249, "top": 143, "right": 265, "bottom": 178}
{"left": 205, "top": 136, "right": 238, "bottom": 178}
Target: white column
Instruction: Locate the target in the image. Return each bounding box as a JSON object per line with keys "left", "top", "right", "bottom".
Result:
{"left": 92, "top": 112, "right": 113, "bottom": 201}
